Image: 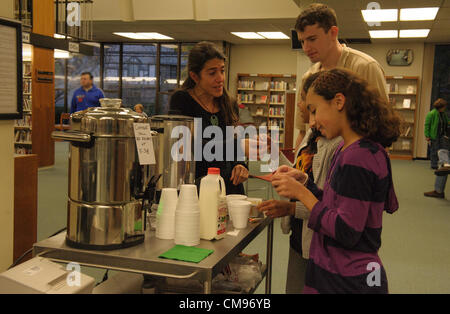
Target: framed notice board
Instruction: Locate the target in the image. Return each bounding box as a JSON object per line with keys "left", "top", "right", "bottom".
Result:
{"left": 0, "top": 18, "right": 22, "bottom": 120}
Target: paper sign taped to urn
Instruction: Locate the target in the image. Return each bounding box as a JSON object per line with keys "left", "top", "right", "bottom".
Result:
{"left": 133, "top": 123, "right": 156, "bottom": 165}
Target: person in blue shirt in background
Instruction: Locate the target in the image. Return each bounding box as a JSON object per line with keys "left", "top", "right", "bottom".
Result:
{"left": 70, "top": 72, "right": 104, "bottom": 113}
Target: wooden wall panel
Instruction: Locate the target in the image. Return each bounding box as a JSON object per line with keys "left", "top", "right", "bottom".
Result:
{"left": 32, "top": 0, "right": 54, "bottom": 36}
{"left": 14, "top": 154, "right": 38, "bottom": 263}
{"left": 284, "top": 92, "right": 296, "bottom": 150}
{"left": 32, "top": 47, "right": 55, "bottom": 167}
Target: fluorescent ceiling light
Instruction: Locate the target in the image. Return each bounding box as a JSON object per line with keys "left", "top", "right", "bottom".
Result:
{"left": 231, "top": 32, "right": 264, "bottom": 39}
{"left": 369, "top": 30, "right": 398, "bottom": 38}
{"left": 399, "top": 29, "right": 430, "bottom": 38}
{"left": 400, "top": 7, "right": 439, "bottom": 21}
{"left": 54, "top": 49, "right": 70, "bottom": 59}
{"left": 361, "top": 9, "right": 398, "bottom": 22}
{"left": 81, "top": 42, "right": 101, "bottom": 48}
{"left": 231, "top": 32, "right": 289, "bottom": 39}
{"left": 113, "top": 32, "right": 144, "bottom": 39}
{"left": 257, "top": 32, "right": 289, "bottom": 39}
{"left": 113, "top": 32, "right": 174, "bottom": 40}
{"left": 146, "top": 33, "right": 174, "bottom": 40}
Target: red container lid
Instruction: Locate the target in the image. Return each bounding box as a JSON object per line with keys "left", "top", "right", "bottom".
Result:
{"left": 208, "top": 167, "right": 220, "bottom": 175}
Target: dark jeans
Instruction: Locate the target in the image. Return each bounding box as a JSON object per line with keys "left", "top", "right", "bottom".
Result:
{"left": 430, "top": 137, "right": 449, "bottom": 169}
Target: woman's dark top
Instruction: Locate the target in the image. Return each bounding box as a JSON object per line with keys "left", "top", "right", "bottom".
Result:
{"left": 169, "top": 90, "right": 246, "bottom": 195}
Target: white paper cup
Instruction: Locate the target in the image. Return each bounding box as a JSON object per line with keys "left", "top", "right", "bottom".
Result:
{"left": 179, "top": 184, "right": 199, "bottom": 202}
{"left": 226, "top": 194, "right": 247, "bottom": 203}
{"left": 159, "top": 188, "right": 178, "bottom": 209}
{"left": 177, "top": 185, "right": 199, "bottom": 212}
{"left": 226, "top": 195, "right": 247, "bottom": 221}
{"left": 156, "top": 210, "right": 175, "bottom": 239}
{"left": 174, "top": 209, "right": 200, "bottom": 246}
{"left": 228, "top": 200, "right": 251, "bottom": 226}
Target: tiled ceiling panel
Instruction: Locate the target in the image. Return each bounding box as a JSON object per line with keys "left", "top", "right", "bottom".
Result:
{"left": 91, "top": 0, "right": 450, "bottom": 44}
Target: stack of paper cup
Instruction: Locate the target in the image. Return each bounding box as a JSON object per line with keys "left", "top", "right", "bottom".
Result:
{"left": 226, "top": 194, "right": 247, "bottom": 222}
{"left": 229, "top": 200, "right": 251, "bottom": 229}
{"left": 156, "top": 188, "right": 178, "bottom": 240}
{"left": 174, "top": 184, "right": 200, "bottom": 246}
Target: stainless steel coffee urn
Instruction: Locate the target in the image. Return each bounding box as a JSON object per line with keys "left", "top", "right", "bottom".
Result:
{"left": 150, "top": 115, "right": 196, "bottom": 193}
{"left": 52, "top": 99, "right": 156, "bottom": 250}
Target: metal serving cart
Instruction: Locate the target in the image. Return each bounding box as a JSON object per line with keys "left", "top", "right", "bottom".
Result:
{"left": 33, "top": 218, "right": 274, "bottom": 294}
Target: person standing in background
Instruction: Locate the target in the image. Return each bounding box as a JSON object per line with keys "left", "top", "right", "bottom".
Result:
{"left": 134, "top": 103, "right": 148, "bottom": 117}
{"left": 70, "top": 72, "right": 104, "bottom": 114}
{"left": 424, "top": 148, "right": 450, "bottom": 199}
{"left": 425, "top": 98, "right": 449, "bottom": 169}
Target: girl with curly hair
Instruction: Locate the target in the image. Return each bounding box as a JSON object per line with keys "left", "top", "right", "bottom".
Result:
{"left": 271, "top": 68, "right": 401, "bottom": 293}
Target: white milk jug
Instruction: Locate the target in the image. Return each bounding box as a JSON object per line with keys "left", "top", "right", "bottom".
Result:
{"left": 199, "top": 168, "right": 227, "bottom": 240}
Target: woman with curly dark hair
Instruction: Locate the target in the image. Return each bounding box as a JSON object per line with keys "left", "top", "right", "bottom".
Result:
{"left": 271, "top": 68, "right": 401, "bottom": 293}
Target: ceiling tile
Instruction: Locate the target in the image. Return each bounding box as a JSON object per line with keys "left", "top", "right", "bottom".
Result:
{"left": 398, "top": 0, "right": 442, "bottom": 7}
{"left": 364, "top": 0, "right": 399, "bottom": 9}
{"left": 398, "top": 21, "right": 434, "bottom": 28}
{"left": 436, "top": 7, "right": 450, "bottom": 19}
{"left": 90, "top": 0, "right": 450, "bottom": 44}
{"left": 433, "top": 19, "right": 450, "bottom": 28}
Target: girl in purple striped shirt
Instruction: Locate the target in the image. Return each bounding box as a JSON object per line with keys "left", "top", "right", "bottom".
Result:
{"left": 272, "top": 68, "right": 401, "bottom": 293}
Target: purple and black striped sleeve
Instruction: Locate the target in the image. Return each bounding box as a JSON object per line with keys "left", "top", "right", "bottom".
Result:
{"left": 308, "top": 150, "right": 388, "bottom": 249}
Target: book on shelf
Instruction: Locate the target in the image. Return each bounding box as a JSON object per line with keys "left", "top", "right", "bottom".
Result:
{"left": 401, "top": 140, "right": 410, "bottom": 151}
{"left": 270, "top": 94, "right": 285, "bottom": 103}
{"left": 238, "top": 93, "right": 254, "bottom": 103}
{"left": 255, "top": 107, "right": 264, "bottom": 116}
{"left": 15, "top": 130, "right": 32, "bottom": 143}
{"left": 270, "top": 81, "right": 287, "bottom": 90}
{"left": 406, "top": 85, "right": 415, "bottom": 94}
{"left": 23, "top": 98, "right": 32, "bottom": 111}
{"left": 388, "top": 83, "right": 398, "bottom": 93}
{"left": 402, "top": 98, "right": 411, "bottom": 109}
{"left": 256, "top": 95, "right": 268, "bottom": 104}
{"left": 15, "top": 115, "right": 32, "bottom": 127}
{"left": 403, "top": 126, "right": 411, "bottom": 137}
{"left": 15, "top": 146, "right": 32, "bottom": 154}
{"left": 238, "top": 80, "right": 255, "bottom": 89}
{"left": 268, "top": 119, "right": 285, "bottom": 129}
{"left": 23, "top": 62, "right": 32, "bottom": 77}
{"left": 23, "top": 80, "right": 32, "bottom": 94}
{"left": 269, "top": 107, "right": 285, "bottom": 116}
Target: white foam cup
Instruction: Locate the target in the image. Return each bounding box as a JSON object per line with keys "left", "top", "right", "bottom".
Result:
{"left": 174, "top": 209, "right": 200, "bottom": 246}
{"left": 226, "top": 195, "right": 247, "bottom": 221}
{"left": 159, "top": 188, "right": 178, "bottom": 213}
{"left": 229, "top": 200, "right": 251, "bottom": 228}
{"left": 178, "top": 185, "right": 199, "bottom": 202}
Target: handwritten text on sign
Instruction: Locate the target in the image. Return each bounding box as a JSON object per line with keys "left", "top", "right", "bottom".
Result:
{"left": 133, "top": 123, "right": 156, "bottom": 165}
